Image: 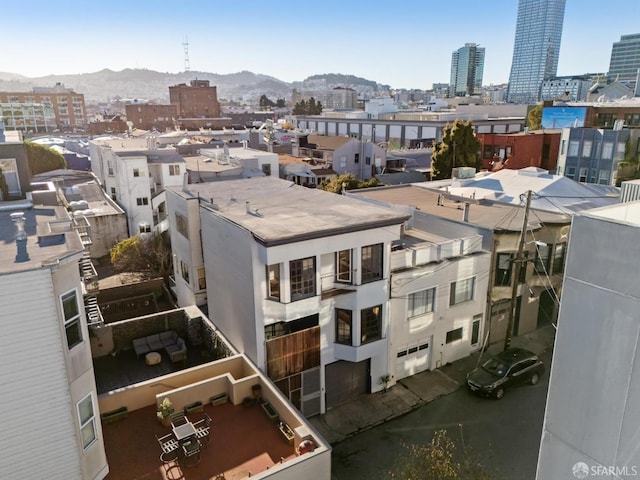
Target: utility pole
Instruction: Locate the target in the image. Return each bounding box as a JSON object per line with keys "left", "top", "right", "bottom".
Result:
{"left": 504, "top": 190, "right": 532, "bottom": 351}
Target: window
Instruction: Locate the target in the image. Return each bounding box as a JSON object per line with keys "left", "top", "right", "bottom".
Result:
{"left": 336, "top": 250, "right": 351, "bottom": 283}
{"left": 449, "top": 277, "right": 475, "bottom": 305}
{"left": 61, "top": 290, "right": 82, "bottom": 349}
{"left": 136, "top": 197, "right": 149, "bottom": 206}
{"left": 552, "top": 243, "right": 566, "bottom": 274}
{"left": 133, "top": 168, "right": 141, "bottom": 177}
{"left": 566, "top": 166, "right": 576, "bottom": 178}
{"left": 335, "top": 309, "right": 352, "bottom": 345}
{"left": 471, "top": 315, "right": 482, "bottom": 346}
{"left": 290, "top": 257, "right": 316, "bottom": 301}
{"left": 361, "top": 305, "right": 382, "bottom": 344}
{"left": 180, "top": 260, "right": 190, "bottom": 283}
{"left": 582, "top": 141, "right": 592, "bottom": 157}
{"left": 579, "top": 168, "right": 588, "bottom": 183}
{"left": 175, "top": 212, "right": 188, "bottom": 238}
{"left": 110, "top": 187, "right": 116, "bottom": 201}
{"left": 534, "top": 243, "right": 550, "bottom": 274}
{"left": 560, "top": 140, "right": 566, "bottom": 155}
{"left": 602, "top": 142, "right": 613, "bottom": 160}
{"left": 408, "top": 288, "right": 435, "bottom": 317}
{"left": 365, "top": 156, "right": 371, "bottom": 166}
{"left": 354, "top": 153, "right": 360, "bottom": 164}
{"left": 261, "top": 164, "right": 271, "bottom": 176}
{"left": 598, "top": 170, "right": 610, "bottom": 185}
{"left": 197, "top": 267, "right": 206, "bottom": 290}
{"left": 77, "top": 394, "right": 97, "bottom": 450}
{"left": 107, "top": 161, "right": 114, "bottom": 176}
{"left": 169, "top": 164, "right": 180, "bottom": 176}
{"left": 568, "top": 141, "right": 579, "bottom": 156}
{"left": 361, "top": 243, "right": 383, "bottom": 283}
{"left": 446, "top": 327, "right": 463, "bottom": 344}
{"left": 266, "top": 264, "right": 280, "bottom": 301}
{"left": 138, "top": 223, "right": 151, "bottom": 233}
{"left": 495, "top": 252, "right": 513, "bottom": 286}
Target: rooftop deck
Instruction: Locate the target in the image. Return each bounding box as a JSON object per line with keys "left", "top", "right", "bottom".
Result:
{"left": 103, "top": 402, "right": 297, "bottom": 480}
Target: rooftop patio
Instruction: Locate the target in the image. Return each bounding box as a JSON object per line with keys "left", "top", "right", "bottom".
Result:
{"left": 103, "top": 402, "right": 297, "bottom": 480}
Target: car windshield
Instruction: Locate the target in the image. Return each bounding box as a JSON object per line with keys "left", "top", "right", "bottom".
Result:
{"left": 482, "top": 357, "right": 509, "bottom": 376}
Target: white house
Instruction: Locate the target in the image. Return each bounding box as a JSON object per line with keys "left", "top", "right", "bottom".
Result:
{"left": 0, "top": 206, "right": 108, "bottom": 479}
{"left": 166, "top": 176, "right": 409, "bottom": 414}
{"left": 536, "top": 201, "right": 640, "bottom": 480}
{"left": 89, "top": 136, "right": 187, "bottom": 235}
{"left": 388, "top": 211, "right": 490, "bottom": 381}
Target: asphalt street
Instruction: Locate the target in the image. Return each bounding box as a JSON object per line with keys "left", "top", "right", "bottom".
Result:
{"left": 331, "top": 349, "right": 553, "bottom": 480}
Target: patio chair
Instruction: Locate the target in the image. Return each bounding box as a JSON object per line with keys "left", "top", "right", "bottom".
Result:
{"left": 180, "top": 437, "right": 201, "bottom": 467}
{"left": 194, "top": 414, "right": 212, "bottom": 448}
{"left": 170, "top": 411, "right": 188, "bottom": 427}
{"left": 156, "top": 433, "right": 179, "bottom": 463}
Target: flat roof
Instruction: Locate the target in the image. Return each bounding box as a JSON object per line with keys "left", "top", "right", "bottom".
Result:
{"left": 169, "top": 176, "right": 410, "bottom": 246}
{"left": 351, "top": 184, "right": 570, "bottom": 231}
{"left": 183, "top": 155, "right": 241, "bottom": 174}
{"left": 0, "top": 205, "right": 84, "bottom": 274}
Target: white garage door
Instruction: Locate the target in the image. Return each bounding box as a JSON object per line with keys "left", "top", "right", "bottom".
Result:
{"left": 396, "top": 337, "right": 431, "bottom": 380}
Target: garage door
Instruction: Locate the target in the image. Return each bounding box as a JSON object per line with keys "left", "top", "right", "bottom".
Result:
{"left": 325, "top": 359, "right": 370, "bottom": 410}
{"left": 396, "top": 338, "right": 431, "bottom": 380}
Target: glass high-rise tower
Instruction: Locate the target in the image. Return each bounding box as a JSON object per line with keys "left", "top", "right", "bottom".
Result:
{"left": 449, "top": 43, "right": 485, "bottom": 98}
{"left": 506, "top": 0, "right": 566, "bottom": 104}
{"left": 608, "top": 33, "right": 640, "bottom": 84}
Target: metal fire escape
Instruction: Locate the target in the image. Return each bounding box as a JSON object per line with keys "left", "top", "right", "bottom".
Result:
{"left": 73, "top": 215, "right": 104, "bottom": 327}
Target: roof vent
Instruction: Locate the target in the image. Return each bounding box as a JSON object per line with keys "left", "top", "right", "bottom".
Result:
{"left": 10, "top": 212, "right": 30, "bottom": 262}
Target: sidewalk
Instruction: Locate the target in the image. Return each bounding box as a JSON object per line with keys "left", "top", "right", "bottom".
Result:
{"left": 309, "top": 324, "right": 556, "bottom": 445}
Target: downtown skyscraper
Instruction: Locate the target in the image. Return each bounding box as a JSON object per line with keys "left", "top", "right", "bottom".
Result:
{"left": 507, "top": 0, "right": 566, "bottom": 104}
{"left": 449, "top": 43, "right": 485, "bottom": 98}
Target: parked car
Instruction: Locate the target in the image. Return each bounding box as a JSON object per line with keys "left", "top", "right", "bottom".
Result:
{"left": 466, "top": 348, "right": 544, "bottom": 399}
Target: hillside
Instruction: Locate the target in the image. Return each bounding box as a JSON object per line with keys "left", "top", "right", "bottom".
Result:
{"left": 0, "top": 69, "right": 391, "bottom": 103}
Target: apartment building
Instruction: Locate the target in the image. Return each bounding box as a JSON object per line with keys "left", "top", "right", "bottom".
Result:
{"left": 0, "top": 83, "right": 86, "bottom": 132}
{"left": 169, "top": 79, "right": 220, "bottom": 119}
{"left": 89, "top": 137, "right": 186, "bottom": 235}
{"left": 166, "top": 176, "right": 410, "bottom": 414}
{"left": 0, "top": 206, "right": 108, "bottom": 479}
{"left": 124, "top": 103, "right": 178, "bottom": 132}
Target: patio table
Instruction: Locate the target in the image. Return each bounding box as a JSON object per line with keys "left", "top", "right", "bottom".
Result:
{"left": 172, "top": 421, "right": 197, "bottom": 441}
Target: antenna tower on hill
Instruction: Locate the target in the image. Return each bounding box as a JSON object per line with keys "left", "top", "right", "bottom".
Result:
{"left": 183, "top": 36, "right": 190, "bottom": 72}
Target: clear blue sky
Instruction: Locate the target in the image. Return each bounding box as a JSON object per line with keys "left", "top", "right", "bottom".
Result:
{"left": 3, "top": 0, "right": 638, "bottom": 89}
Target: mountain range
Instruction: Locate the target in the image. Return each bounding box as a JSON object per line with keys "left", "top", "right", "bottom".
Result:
{"left": 0, "top": 69, "right": 391, "bottom": 104}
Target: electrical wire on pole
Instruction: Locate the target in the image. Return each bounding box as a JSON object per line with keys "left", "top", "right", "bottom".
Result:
{"left": 504, "top": 189, "right": 532, "bottom": 351}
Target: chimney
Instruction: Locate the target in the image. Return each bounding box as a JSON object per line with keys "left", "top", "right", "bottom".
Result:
{"left": 462, "top": 202, "right": 470, "bottom": 222}
{"left": 10, "top": 212, "right": 30, "bottom": 262}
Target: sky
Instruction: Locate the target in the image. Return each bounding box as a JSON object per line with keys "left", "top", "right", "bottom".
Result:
{"left": 3, "top": 0, "right": 639, "bottom": 89}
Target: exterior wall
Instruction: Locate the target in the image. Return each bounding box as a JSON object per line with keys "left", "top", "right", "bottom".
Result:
{"left": 166, "top": 190, "right": 206, "bottom": 307}
{"left": 169, "top": 81, "right": 220, "bottom": 118}
{"left": 540, "top": 77, "right": 591, "bottom": 102}
{"left": 125, "top": 104, "right": 177, "bottom": 132}
{"left": 556, "top": 127, "right": 629, "bottom": 186}
{"left": 478, "top": 132, "right": 561, "bottom": 171}
{"left": 0, "top": 91, "right": 86, "bottom": 129}
{"left": 389, "top": 246, "right": 490, "bottom": 380}
{"left": 117, "top": 156, "right": 153, "bottom": 235}
{"left": 0, "top": 265, "right": 107, "bottom": 479}
{"left": 536, "top": 208, "right": 640, "bottom": 479}
{"left": 295, "top": 116, "right": 525, "bottom": 148}
{"left": 87, "top": 211, "right": 128, "bottom": 259}
{"left": 0, "top": 141, "right": 31, "bottom": 198}
{"left": 201, "top": 208, "right": 260, "bottom": 363}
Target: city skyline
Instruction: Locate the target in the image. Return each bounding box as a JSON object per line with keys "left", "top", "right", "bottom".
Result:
{"left": 3, "top": 0, "right": 640, "bottom": 90}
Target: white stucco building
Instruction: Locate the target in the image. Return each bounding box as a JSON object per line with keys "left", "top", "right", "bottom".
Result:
{"left": 536, "top": 201, "right": 640, "bottom": 480}
{"left": 388, "top": 211, "right": 490, "bottom": 380}
{"left": 167, "top": 176, "right": 410, "bottom": 414}
{"left": 89, "top": 136, "right": 187, "bottom": 235}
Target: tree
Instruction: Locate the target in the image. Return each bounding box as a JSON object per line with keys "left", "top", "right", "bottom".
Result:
{"left": 110, "top": 232, "right": 172, "bottom": 282}
{"left": 276, "top": 98, "right": 286, "bottom": 108}
{"left": 25, "top": 141, "right": 66, "bottom": 175}
{"left": 389, "top": 430, "right": 499, "bottom": 480}
{"left": 431, "top": 120, "right": 480, "bottom": 180}
{"left": 527, "top": 104, "right": 543, "bottom": 131}
{"left": 293, "top": 97, "right": 323, "bottom": 115}
{"left": 318, "top": 173, "right": 379, "bottom": 193}
{"left": 259, "top": 95, "right": 276, "bottom": 108}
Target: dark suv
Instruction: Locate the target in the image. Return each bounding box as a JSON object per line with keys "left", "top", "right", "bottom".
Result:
{"left": 466, "top": 348, "right": 544, "bottom": 399}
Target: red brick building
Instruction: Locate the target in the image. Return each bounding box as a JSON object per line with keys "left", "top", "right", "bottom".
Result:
{"left": 478, "top": 131, "right": 561, "bottom": 172}
{"left": 124, "top": 104, "right": 178, "bottom": 132}
{"left": 169, "top": 79, "right": 220, "bottom": 119}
